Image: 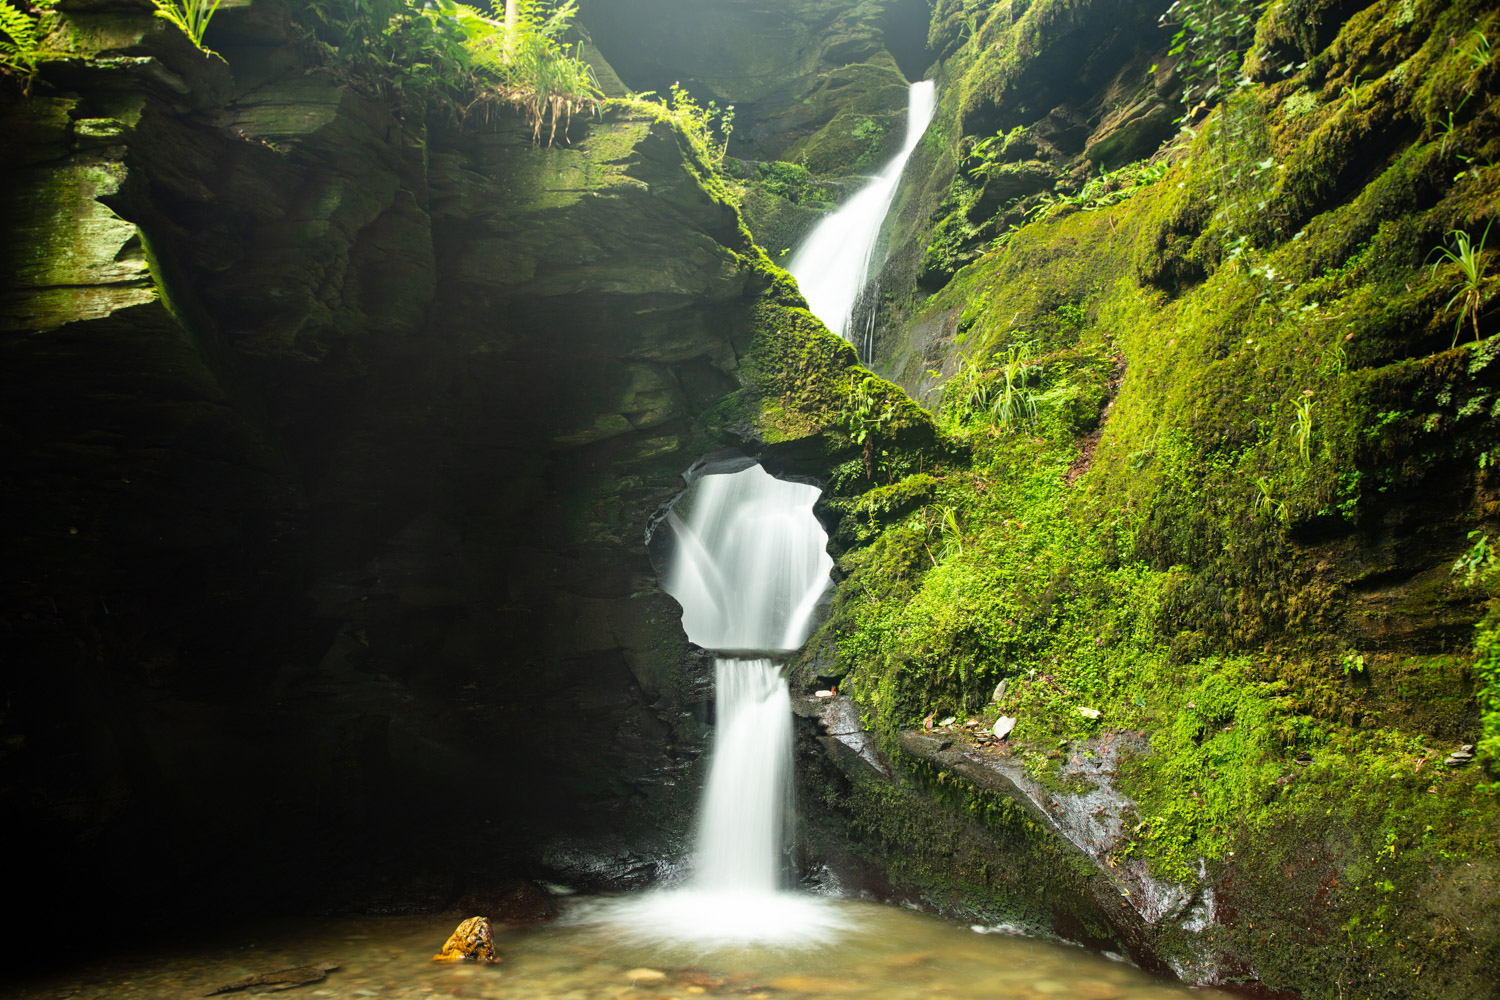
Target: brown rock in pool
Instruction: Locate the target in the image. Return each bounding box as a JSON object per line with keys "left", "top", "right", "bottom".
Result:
{"left": 432, "top": 916, "right": 499, "bottom": 964}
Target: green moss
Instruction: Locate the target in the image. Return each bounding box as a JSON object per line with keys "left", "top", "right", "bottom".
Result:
{"left": 1473, "top": 602, "right": 1500, "bottom": 772}
{"left": 777, "top": 54, "right": 911, "bottom": 177}
{"left": 822, "top": 0, "right": 1500, "bottom": 989}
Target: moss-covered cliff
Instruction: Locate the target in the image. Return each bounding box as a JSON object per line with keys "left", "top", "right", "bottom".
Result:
{"left": 795, "top": 0, "right": 1499, "bottom": 996}
{"left": 4, "top": 0, "right": 1498, "bottom": 995}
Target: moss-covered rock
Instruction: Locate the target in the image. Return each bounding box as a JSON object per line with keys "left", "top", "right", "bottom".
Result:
{"left": 807, "top": 0, "right": 1500, "bottom": 995}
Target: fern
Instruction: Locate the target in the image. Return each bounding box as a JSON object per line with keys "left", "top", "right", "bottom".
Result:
{"left": 0, "top": 0, "right": 45, "bottom": 93}
{"left": 455, "top": 0, "right": 600, "bottom": 145}
{"left": 150, "top": 0, "right": 224, "bottom": 52}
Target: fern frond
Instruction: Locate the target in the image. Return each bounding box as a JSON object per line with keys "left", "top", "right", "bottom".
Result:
{"left": 0, "top": 0, "right": 44, "bottom": 89}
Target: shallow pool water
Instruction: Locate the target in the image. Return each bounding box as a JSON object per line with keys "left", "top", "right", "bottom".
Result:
{"left": 3, "top": 895, "right": 1232, "bottom": 1000}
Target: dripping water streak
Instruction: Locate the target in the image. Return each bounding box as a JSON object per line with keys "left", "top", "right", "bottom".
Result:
{"left": 787, "top": 80, "right": 937, "bottom": 353}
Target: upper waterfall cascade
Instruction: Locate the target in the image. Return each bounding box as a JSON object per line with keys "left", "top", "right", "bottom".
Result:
{"left": 787, "top": 80, "right": 937, "bottom": 357}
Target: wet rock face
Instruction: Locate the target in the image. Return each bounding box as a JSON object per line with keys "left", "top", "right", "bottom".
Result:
{"left": 578, "top": 0, "right": 928, "bottom": 173}
{"left": 0, "top": 1, "right": 767, "bottom": 936}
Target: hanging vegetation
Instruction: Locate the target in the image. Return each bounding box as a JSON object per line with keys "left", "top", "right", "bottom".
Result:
{"left": 296, "top": 0, "right": 603, "bottom": 140}
{"left": 459, "top": 0, "right": 602, "bottom": 144}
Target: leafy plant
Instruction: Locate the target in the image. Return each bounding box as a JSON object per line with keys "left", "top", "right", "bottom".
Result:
{"left": 1253, "top": 476, "right": 1285, "bottom": 522}
{"left": 0, "top": 0, "right": 49, "bottom": 92}
{"left": 1427, "top": 222, "right": 1493, "bottom": 347}
{"left": 151, "top": 0, "right": 223, "bottom": 52}
{"left": 472, "top": 0, "right": 601, "bottom": 144}
{"left": 966, "top": 125, "right": 1029, "bottom": 182}
{"left": 931, "top": 503, "right": 965, "bottom": 559}
{"left": 1453, "top": 531, "right": 1496, "bottom": 587}
{"left": 991, "top": 344, "right": 1037, "bottom": 429}
{"left": 291, "top": 0, "right": 599, "bottom": 141}
{"left": 656, "top": 81, "right": 735, "bottom": 162}
{"left": 840, "top": 374, "right": 896, "bottom": 446}
{"left": 1290, "top": 391, "right": 1314, "bottom": 465}
{"left": 1160, "top": 0, "right": 1265, "bottom": 108}
{"left": 1465, "top": 29, "right": 1493, "bottom": 72}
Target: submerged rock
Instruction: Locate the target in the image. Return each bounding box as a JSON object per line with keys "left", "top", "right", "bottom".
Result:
{"left": 205, "top": 962, "right": 338, "bottom": 995}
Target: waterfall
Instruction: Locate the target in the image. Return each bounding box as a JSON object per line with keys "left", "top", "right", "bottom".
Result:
{"left": 693, "top": 657, "right": 792, "bottom": 894}
{"left": 787, "top": 80, "right": 937, "bottom": 355}
{"left": 660, "top": 464, "right": 830, "bottom": 896}
{"left": 592, "top": 93, "right": 945, "bottom": 959}
{"left": 604, "top": 462, "right": 845, "bottom": 949}
{"left": 660, "top": 464, "right": 831, "bottom": 653}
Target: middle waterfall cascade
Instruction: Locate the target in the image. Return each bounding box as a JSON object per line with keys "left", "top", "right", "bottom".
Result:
{"left": 660, "top": 464, "right": 833, "bottom": 653}
{"left": 787, "top": 80, "right": 937, "bottom": 358}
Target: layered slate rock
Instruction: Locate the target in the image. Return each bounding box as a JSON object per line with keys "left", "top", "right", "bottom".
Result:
{"left": 578, "top": 0, "right": 927, "bottom": 173}
{"left": 1, "top": 0, "right": 924, "bottom": 940}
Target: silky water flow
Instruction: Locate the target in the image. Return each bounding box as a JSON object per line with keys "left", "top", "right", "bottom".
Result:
{"left": 787, "top": 80, "right": 937, "bottom": 359}
{"left": 592, "top": 463, "right": 846, "bottom": 949}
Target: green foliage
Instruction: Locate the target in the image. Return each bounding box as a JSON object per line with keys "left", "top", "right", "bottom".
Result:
{"left": 991, "top": 344, "right": 1038, "bottom": 429}
{"left": 151, "top": 0, "right": 223, "bottom": 52}
{"left": 1027, "top": 159, "right": 1171, "bottom": 222}
{"left": 1289, "top": 391, "right": 1314, "bottom": 464}
{"left": 1427, "top": 221, "right": 1493, "bottom": 347}
{"left": 1161, "top": 0, "right": 1266, "bottom": 107}
{"left": 741, "top": 160, "right": 831, "bottom": 206}
{"left": 0, "top": 0, "right": 48, "bottom": 91}
{"left": 966, "top": 125, "right": 1030, "bottom": 182}
{"left": 292, "top": 0, "right": 599, "bottom": 138}
{"left": 840, "top": 374, "right": 898, "bottom": 446}
{"left": 1464, "top": 28, "right": 1493, "bottom": 71}
{"left": 486, "top": 0, "right": 602, "bottom": 144}
{"left": 1474, "top": 604, "right": 1500, "bottom": 774}
{"left": 653, "top": 81, "right": 735, "bottom": 163}
{"left": 1453, "top": 530, "right": 1496, "bottom": 588}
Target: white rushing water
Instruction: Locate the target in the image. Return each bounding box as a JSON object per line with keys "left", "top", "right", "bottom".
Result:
{"left": 787, "top": 80, "right": 937, "bottom": 357}
{"left": 660, "top": 464, "right": 832, "bottom": 652}
{"left": 600, "top": 463, "right": 845, "bottom": 949}
{"left": 694, "top": 657, "right": 792, "bottom": 894}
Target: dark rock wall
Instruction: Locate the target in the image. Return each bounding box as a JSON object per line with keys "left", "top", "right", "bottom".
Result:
{"left": 578, "top": 0, "right": 929, "bottom": 205}
{"left": 0, "top": 0, "right": 804, "bottom": 936}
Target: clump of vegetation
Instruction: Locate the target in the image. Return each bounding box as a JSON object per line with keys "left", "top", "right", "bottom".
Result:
{"left": 151, "top": 0, "right": 223, "bottom": 53}
{"left": 733, "top": 160, "right": 833, "bottom": 206}
{"left": 1427, "top": 221, "right": 1494, "bottom": 347}
{"left": 292, "top": 0, "right": 600, "bottom": 140}
{"left": 0, "top": 0, "right": 50, "bottom": 92}
{"left": 652, "top": 81, "right": 735, "bottom": 162}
